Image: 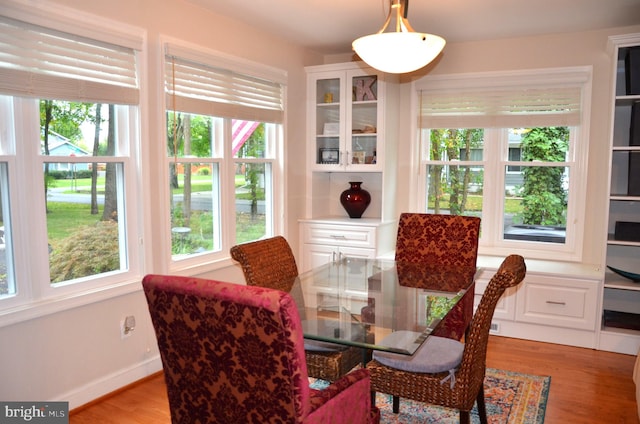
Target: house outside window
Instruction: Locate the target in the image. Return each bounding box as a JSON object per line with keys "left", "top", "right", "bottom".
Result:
{"left": 164, "top": 43, "right": 285, "bottom": 263}
{"left": 416, "top": 67, "right": 592, "bottom": 261}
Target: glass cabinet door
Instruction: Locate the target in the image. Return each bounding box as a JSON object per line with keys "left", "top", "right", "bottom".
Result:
{"left": 310, "top": 69, "right": 382, "bottom": 170}
{"left": 315, "top": 77, "right": 342, "bottom": 166}
{"left": 349, "top": 73, "right": 379, "bottom": 167}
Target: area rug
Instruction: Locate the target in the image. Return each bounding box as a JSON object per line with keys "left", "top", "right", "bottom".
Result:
{"left": 311, "top": 368, "right": 550, "bottom": 424}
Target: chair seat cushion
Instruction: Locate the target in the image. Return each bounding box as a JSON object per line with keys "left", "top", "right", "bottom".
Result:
{"left": 305, "top": 339, "right": 348, "bottom": 352}
{"left": 372, "top": 332, "right": 464, "bottom": 373}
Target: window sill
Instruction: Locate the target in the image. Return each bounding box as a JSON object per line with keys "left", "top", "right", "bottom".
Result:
{"left": 477, "top": 254, "right": 602, "bottom": 280}
{"left": 0, "top": 278, "right": 142, "bottom": 329}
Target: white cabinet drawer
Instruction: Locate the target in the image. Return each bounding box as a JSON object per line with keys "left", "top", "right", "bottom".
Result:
{"left": 302, "top": 223, "right": 377, "bottom": 248}
{"left": 516, "top": 275, "right": 598, "bottom": 331}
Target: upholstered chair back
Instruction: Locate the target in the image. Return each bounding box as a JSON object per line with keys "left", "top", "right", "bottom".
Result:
{"left": 395, "top": 213, "right": 481, "bottom": 341}
{"left": 142, "top": 274, "right": 310, "bottom": 423}
{"left": 395, "top": 213, "right": 481, "bottom": 266}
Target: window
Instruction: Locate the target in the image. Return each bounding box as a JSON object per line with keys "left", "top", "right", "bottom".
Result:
{"left": 164, "top": 44, "right": 285, "bottom": 262}
{"left": 416, "top": 67, "right": 591, "bottom": 261}
{"left": 0, "top": 14, "right": 142, "bottom": 307}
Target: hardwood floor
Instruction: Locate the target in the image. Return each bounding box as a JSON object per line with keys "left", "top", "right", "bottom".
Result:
{"left": 70, "top": 335, "right": 639, "bottom": 423}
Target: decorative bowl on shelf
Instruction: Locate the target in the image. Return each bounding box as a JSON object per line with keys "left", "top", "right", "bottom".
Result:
{"left": 607, "top": 266, "right": 640, "bottom": 283}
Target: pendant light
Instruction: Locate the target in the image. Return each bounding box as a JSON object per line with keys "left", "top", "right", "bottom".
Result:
{"left": 352, "top": 0, "right": 445, "bottom": 74}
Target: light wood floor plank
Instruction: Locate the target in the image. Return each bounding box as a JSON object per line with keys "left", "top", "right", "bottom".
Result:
{"left": 70, "top": 335, "right": 640, "bottom": 423}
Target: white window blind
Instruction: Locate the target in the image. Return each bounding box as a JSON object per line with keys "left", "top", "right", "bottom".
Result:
{"left": 0, "top": 16, "right": 139, "bottom": 104}
{"left": 165, "top": 53, "right": 284, "bottom": 123}
{"left": 418, "top": 68, "right": 590, "bottom": 129}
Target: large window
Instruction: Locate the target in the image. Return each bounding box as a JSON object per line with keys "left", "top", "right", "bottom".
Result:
{"left": 0, "top": 15, "right": 142, "bottom": 306}
{"left": 416, "top": 67, "right": 592, "bottom": 261}
{"left": 164, "top": 44, "right": 285, "bottom": 262}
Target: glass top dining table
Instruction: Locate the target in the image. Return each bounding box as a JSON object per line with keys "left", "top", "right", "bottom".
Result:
{"left": 289, "top": 257, "right": 478, "bottom": 356}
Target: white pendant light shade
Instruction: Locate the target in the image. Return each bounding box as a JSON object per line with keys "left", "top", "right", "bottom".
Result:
{"left": 352, "top": 31, "right": 445, "bottom": 74}
{"left": 352, "top": 0, "right": 445, "bottom": 74}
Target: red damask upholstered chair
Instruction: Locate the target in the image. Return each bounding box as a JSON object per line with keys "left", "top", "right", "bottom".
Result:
{"left": 143, "top": 274, "right": 380, "bottom": 424}
{"left": 395, "top": 213, "right": 481, "bottom": 341}
{"left": 367, "top": 255, "right": 526, "bottom": 424}
{"left": 231, "top": 236, "right": 362, "bottom": 382}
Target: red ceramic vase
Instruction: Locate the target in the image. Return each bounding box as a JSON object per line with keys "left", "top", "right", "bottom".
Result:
{"left": 340, "top": 181, "right": 371, "bottom": 218}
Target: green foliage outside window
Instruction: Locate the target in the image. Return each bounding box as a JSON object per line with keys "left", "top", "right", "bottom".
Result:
{"left": 429, "top": 129, "right": 484, "bottom": 215}
{"left": 519, "top": 127, "right": 569, "bottom": 226}
{"left": 49, "top": 220, "right": 120, "bottom": 283}
{"left": 425, "top": 293, "right": 462, "bottom": 326}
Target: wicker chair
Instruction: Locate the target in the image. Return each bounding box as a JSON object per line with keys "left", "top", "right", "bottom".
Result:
{"left": 367, "top": 254, "right": 526, "bottom": 424}
{"left": 143, "top": 274, "right": 380, "bottom": 424}
{"left": 395, "top": 213, "right": 481, "bottom": 341}
{"left": 230, "top": 236, "right": 362, "bottom": 382}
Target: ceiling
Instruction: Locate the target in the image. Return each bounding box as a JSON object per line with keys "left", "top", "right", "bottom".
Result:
{"left": 186, "top": 0, "right": 640, "bottom": 55}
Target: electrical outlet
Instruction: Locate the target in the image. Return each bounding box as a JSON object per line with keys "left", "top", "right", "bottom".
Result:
{"left": 120, "top": 315, "right": 136, "bottom": 339}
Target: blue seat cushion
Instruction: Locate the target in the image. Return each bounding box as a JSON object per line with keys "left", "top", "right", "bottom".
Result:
{"left": 372, "top": 332, "right": 464, "bottom": 373}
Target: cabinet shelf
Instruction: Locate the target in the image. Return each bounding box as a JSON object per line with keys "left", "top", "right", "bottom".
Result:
{"left": 612, "top": 145, "right": 640, "bottom": 151}
{"left": 615, "top": 94, "right": 640, "bottom": 105}
{"left": 600, "top": 324, "right": 640, "bottom": 336}
{"left": 604, "top": 280, "right": 640, "bottom": 291}
{"left": 606, "top": 235, "right": 640, "bottom": 246}
{"left": 609, "top": 194, "right": 640, "bottom": 200}
{"left": 604, "top": 271, "right": 640, "bottom": 290}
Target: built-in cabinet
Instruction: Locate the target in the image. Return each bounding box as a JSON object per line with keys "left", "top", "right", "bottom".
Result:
{"left": 299, "top": 218, "right": 396, "bottom": 271}
{"left": 473, "top": 261, "right": 601, "bottom": 350}
{"left": 600, "top": 34, "right": 640, "bottom": 354}
{"left": 300, "top": 62, "right": 399, "bottom": 272}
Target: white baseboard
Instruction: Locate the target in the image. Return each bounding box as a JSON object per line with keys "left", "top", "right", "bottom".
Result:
{"left": 61, "top": 355, "right": 163, "bottom": 410}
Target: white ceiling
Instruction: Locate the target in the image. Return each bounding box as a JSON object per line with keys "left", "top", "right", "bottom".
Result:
{"left": 186, "top": 0, "right": 640, "bottom": 55}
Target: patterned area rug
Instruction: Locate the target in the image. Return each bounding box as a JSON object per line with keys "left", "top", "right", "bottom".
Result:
{"left": 311, "top": 368, "right": 550, "bottom": 424}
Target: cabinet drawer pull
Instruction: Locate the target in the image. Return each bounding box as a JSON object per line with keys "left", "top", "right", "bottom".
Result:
{"left": 330, "top": 235, "right": 347, "bottom": 239}
{"left": 546, "top": 300, "right": 566, "bottom": 306}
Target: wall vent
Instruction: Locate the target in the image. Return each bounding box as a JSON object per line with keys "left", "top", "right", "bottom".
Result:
{"left": 489, "top": 322, "right": 500, "bottom": 334}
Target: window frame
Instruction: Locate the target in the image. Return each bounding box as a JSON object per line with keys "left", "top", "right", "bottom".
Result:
{"left": 0, "top": 5, "right": 146, "bottom": 321}
{"left": 161, "top": 39, "right": 286, "bottom": 271}
{"left": 413, "top": 67, "right": 592, "bottom": 262}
